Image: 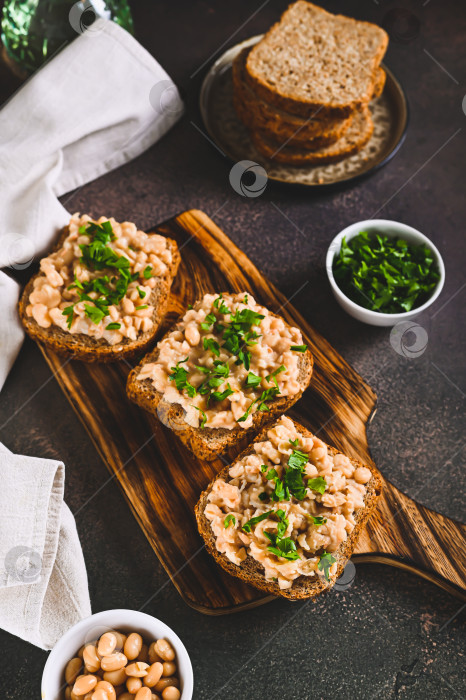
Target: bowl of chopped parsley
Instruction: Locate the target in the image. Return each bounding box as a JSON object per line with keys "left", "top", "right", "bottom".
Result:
{"left": 326, "top": 220, "right": 445, "bottom": 326}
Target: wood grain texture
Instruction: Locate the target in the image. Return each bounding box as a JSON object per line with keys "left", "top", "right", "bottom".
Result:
{"left": 38, "top": 209, "right": 466, "bottom": 611}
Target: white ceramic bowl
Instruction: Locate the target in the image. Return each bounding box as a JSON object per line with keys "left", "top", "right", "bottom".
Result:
{"left": 326, "top": 219, "right": 445, "bottom": 327}
{"left": 41, "top": 609, "right": 194, "bottom": 700}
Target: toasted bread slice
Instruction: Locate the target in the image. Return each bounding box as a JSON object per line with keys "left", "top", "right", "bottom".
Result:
{"left": 19, "top": 224, "right": 180, "bottom": 362}
{"left": 127, "top": 298, "right": 313, "bottom": 461}
{"left": 233, "top": 48, "right": 353, "bottom": 147}
{"left": 195, "top": 417, "right": 382, "bottom": 600}
{"left": 251, "top": 105, "right": 374, "bottom": 165}
{"left": 245, "top": 1, "right": 388, "bottom": 119}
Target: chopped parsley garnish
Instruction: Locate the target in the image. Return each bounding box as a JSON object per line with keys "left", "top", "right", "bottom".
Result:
{"left": 308, "top": 515, "right": 327, "bottom": 525}
{"left": 143, "top": 266, "right": 153, "bottom": 279}
{"left": 242, "top": 510, "right": 274, "bottom": 533}
{"left": 213, "top": 294, "right": 230, "bottom": 315}
{"left": 106, "top": 322, "right": 121, "bottom": 330}
{"left": 246, "top": 372, "right": 262, "bottom": 388}
{"left": 332, "top": 231, "right": 441, "bottom": 313}
{"left": 258, "top": 492, "right": 269, "bottom": 501}
{"left": 318, "top": 551, "right": 336, "bottom": 581}
{"left": 137, "top": 287, "right": 146, "bottom": 299}
{"left": 265, "top": 511, "right": 300, "bottom": 561}
{"left": 84, "top": 303, "right": 106, "bottom": 325}
{"left": 192, "top": 405, "right": 207, "bottom": 428}
{"left": 200, "top": 312, "right": 216, "bottom": 330}
{"left": 289, "top": 438, "right": 299, "bottom": 446}
{"left": 265, "top": 365, "right": 286, "bottom": 390}
{"left": 135, "top": 304, "right": 148, "bottom": 310}
{"left": 62, "top": 305, "right": 74, "bottom": 329}
{"left": 203, "top": 337, "right": 220, "bottom": 356}
{"left": 237, "top": 387, "right": 280, "bottom": 422}
{"left": 308, "top": 477, "right": 327, "bottom": 495}
{"left": 288, "top": 449, "right": 308, "bottom": 470}
{"left": 267, "top": 538, "right": 300, "bottom": 561}
{"left": 211, "top": 385, "right": 234, "bottom": 402}
{"left": 236, "top": 348, "right": 251, "bottom": 370}
{"left": 224, "top": 514, "right": 236, "bottom": 528}
{"left": 169, "top": 358, "right": 197, "bottom": 397}
{"left": 290, "top": 344, "right": 308, "bottom": 352}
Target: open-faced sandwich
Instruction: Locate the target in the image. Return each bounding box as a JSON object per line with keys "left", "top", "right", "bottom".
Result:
{"left": 18, "top": 214, "right": 180, "bottom": 361}
{"left": 195, "top": 415, "right": 382, "bottom": 599}
{"left": 127, "top": 292, "right": 313, "bottom": 460}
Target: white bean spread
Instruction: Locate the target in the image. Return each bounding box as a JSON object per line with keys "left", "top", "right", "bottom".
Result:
{"left": 205, "top": 416, "right": 372, "bottom": 589}
{"left": 137, "top": 292, "right": 307, "bottom": 430}
{"left": 26, "top": 214, "right": 173, "bottom": 345}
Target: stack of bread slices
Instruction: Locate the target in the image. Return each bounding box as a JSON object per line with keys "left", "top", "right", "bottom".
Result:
{"left": 233, "top": 1, "right": 389, "bottom": 166}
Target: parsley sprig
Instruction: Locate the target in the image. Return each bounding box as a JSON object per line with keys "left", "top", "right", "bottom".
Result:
{"left": 318, "top": 551, "right": 336, "bottom": 582}
{"left": 333, "top": 231, "right": 441, "bottom": 313}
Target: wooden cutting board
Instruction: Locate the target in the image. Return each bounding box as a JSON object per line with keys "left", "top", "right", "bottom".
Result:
{"left": 39, "top": 209, "right": 466, "bottom": 611}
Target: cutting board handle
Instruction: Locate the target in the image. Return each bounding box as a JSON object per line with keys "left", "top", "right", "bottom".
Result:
{"left": 353, "top": 479, "right": 466, "bottom": 600}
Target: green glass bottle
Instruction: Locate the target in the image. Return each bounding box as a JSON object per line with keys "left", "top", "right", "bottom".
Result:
{"left": 1, "top": 0, "right": 133, "bottom": 77}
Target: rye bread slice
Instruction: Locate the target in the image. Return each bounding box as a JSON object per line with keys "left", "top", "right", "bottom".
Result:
{"left": 195, "top": 417, "right": 382, "bottom": 600}
{"left": 233, "top": 47, "right": 353, "bottom": 146}
{"left": 18, "top": 225, "right": 181, "bottom": 362}
{"left": 127, "top": 302, "right": 313, "bottom": 461}
{"left": 245, "top": 1, "right": 388, "bottom": 119}
{"left": 251, "top": 105, "right": 374, "bottom": 165}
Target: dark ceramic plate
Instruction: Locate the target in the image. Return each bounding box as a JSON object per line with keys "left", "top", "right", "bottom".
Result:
{"left": 200, "top": 36, "right": 409, "bottom": 187}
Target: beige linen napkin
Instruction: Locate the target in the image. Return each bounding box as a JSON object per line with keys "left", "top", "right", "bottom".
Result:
{"left": 0, "top": 444, "right": 91, "bottom": 649}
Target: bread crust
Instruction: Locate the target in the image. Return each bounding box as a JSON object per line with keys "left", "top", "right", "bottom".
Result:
{"left": 244, "top": 1, "right": 388, "bottom": 119}
{"left": 195, "top": 418, "right": 383, "bottom": 600}
{"left": 126, "top": 302, "right": 313, "bottom": 461}
{"left": 18, "top": 225, "right": 181, "bottom": 362}
{"left": 251, "top": 105, "right": 374, "bottom": 165}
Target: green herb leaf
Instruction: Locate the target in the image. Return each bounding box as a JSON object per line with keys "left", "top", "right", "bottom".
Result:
{"left": 135, "top": 304, "right": 148, "bottom": 310}
{"left": 246, "top": 372, "right": 262, "bottom": 387}
{"left": 290, "top": 344, "right": 308, "bottom": 352}
{"left": 62, "top": 305, "right": 74, "bottom": 329}
{"left": 318, "top": 551, "right": 336, "bottom": 581}
{"left": 288, "top": 449, "right": 309, "bottom": 470}
{"left": 213, "top": 295, "right": 230, "bottom": 315}
{"left": 200, "top": 312, "right": 217, "bottom": 330}
{"left": 192, "top": 405, "right": 207, "bottom": 428}
{"left": 106, "top": 322, "right": 121, "bottom": 330}
{"left": 224, "top": 514, "right": 236, "bottom": 528}
{"left": 137, "top": 287, "right": 146, "bottom": 299}
{"left": 237, "top": 387, "right": 280, "bottom": 422}
{"left": 289, "top": 438, "right": 299, "bottom": 447}
{"left": 84, "top": 303, "right": 107, "bottom": 325}
{"left": 169, "top": 358, "right": 197, "bottom": 397}
{"left": 203, "top": 337, "right": 220, "bottom": 357}
{"left": 266, "top": 365, "right": 286, "bottom": 389}
{"left": 267, "top": 538, "right": 300, "bottom": 561}
{"left": 242, "top": 510, "right": 274, "bottom": 533}
{"left": 143, "top": 266, "right": 153, "bottom": 279}
{"left": 211, "top": 385, "right": 234, "bottom": 402}
{"left": 308, "top": 477, "right": 327, "bottom": 495}
{"left": 308, "top": 515, "right": 327, "bottom": 525}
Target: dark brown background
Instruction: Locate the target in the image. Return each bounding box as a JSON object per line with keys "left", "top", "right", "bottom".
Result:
{"left": 0, "top": 1, "right": 465, "bottom": 698}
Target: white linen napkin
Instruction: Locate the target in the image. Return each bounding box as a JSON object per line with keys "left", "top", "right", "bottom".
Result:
{"left": 0, "top": 16, "right": 184, "bottom": 391}
{"left": 0, "top": 443, "right": 91, "bottom": 649}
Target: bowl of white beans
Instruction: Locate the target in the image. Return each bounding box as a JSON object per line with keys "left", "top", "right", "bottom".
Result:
{"left": 41, "top": 609, "right": 194, "bottom": 700}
